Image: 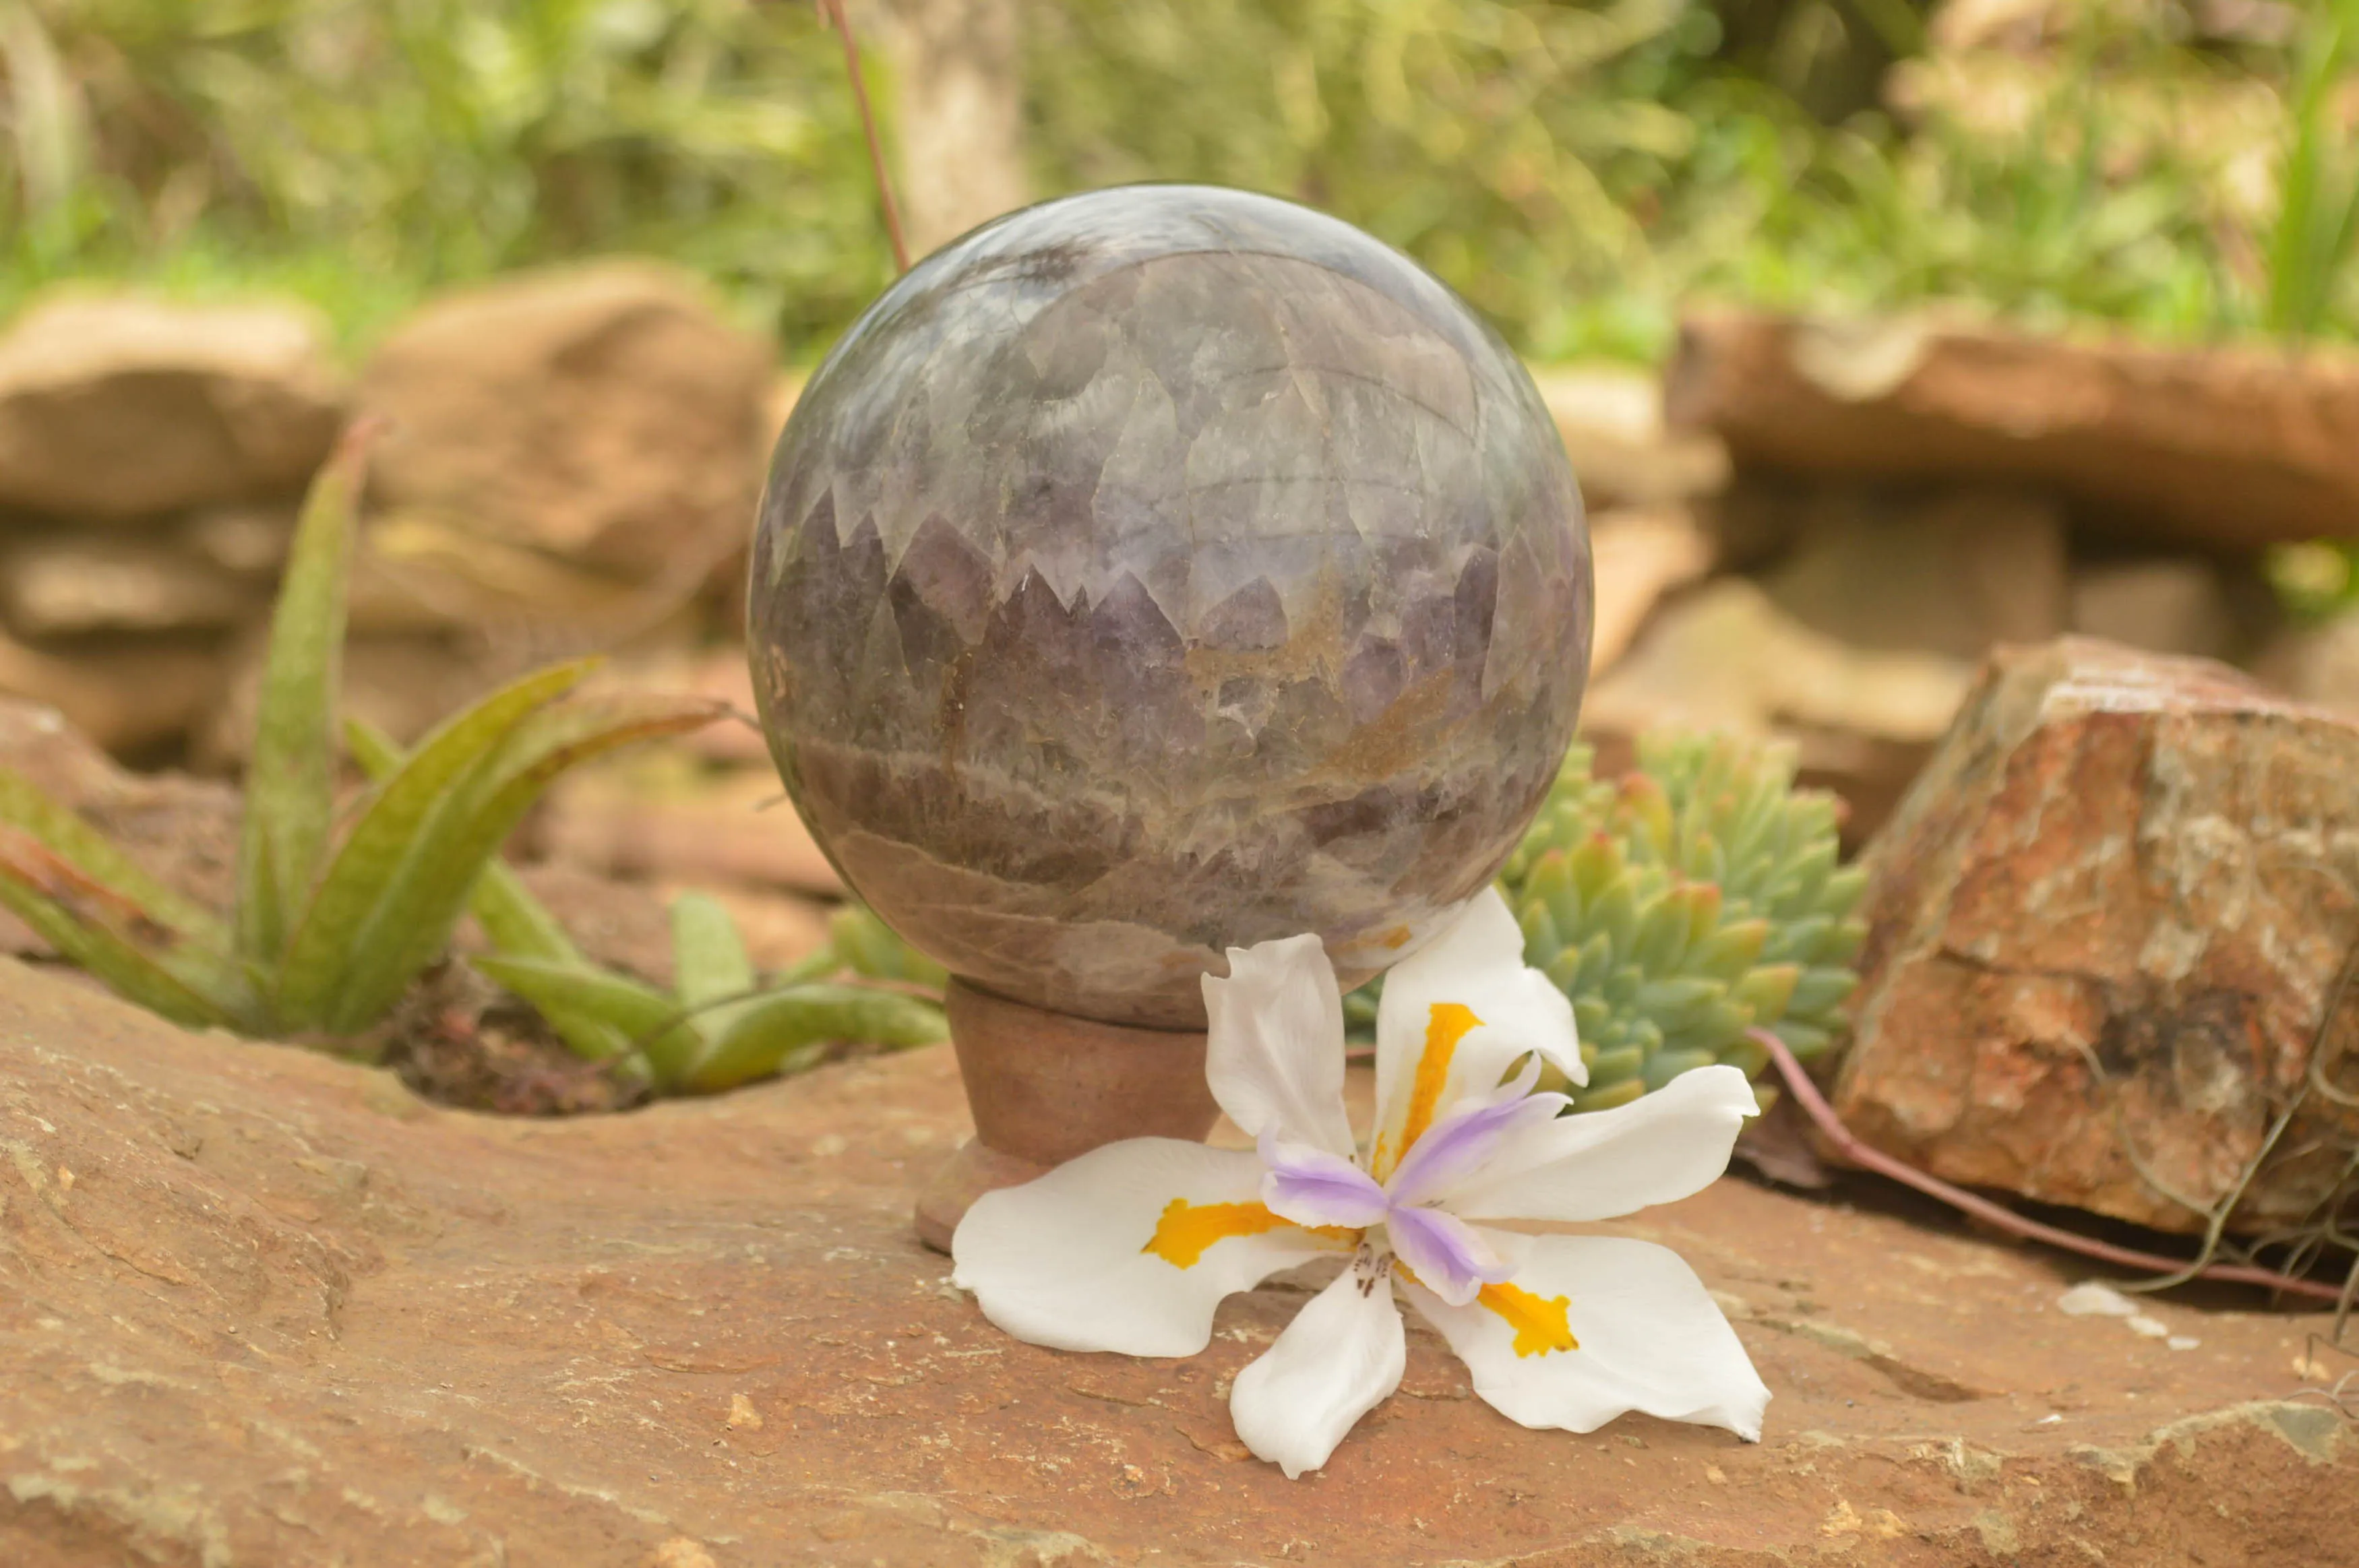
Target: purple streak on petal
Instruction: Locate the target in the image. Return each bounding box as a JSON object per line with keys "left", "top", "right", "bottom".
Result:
{"left": 1259, "top": 1136, "right": 1390, "bottom": 1230}
{"left": 1386, "top": 1205, "right": 1511, "bottom": 1307}
{"left": 1386, "top": 1080, "right": 1572, "bottom": 1209}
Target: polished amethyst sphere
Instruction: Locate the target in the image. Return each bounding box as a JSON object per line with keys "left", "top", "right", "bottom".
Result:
{"left": 750, "top": 185, "right": 1590, "bottom": 1029}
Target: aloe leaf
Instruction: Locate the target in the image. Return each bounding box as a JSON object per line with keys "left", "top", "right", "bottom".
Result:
{"left": 273, "top": 660, "right": 596, "bottom": 1030}
{"left": 470, "top": 878, "right": 638, "bottom": 1067}
{"left": 309, "top": 687, "right": 724, "bottom": 1035}
{"left": 828, "top": 903, "right": 948, "bottom": 987}
{"left": 348, "top": 715, "right": 582, "bottom": 964}
{"left": 468, "top": 954, "right": 699, "bottom": 1081}
{"left": 671, "top": 892, "right": 754, "bottom": 1011}
{"left": 0, "top": 769, "right": 255, "bottom": 1028}
{"left": 770, "top": 943, "right": 842, "bottom": 985}
{"left": 683, "top": 983, "right": 947, "bottom": 1094}
{"left": 234, "top": 422, "right": 375, "bottom": 969}
{"left": 350, "top": 716, "right": 633, "bottom": 1062}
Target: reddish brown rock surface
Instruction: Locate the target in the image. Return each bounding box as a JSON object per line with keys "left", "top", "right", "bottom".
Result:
{"left": 1665, "top": 310, "right": 2359, "bottom": 549}
{"left": 2, "top": 953, "right": 2351, "bottom": 1565}
{"left": 1835, "top": 637, "right": 2359, "bottom": 1236}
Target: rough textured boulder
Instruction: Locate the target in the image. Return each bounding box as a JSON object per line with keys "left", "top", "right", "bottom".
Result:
{"left": 0, "top": 294, "right": 347, "bottom": 520}
{"left": 1835, "top": 637, "right": 2359, "bottom": 1234}
{"left": 1665, "top": 309, "right": 2359, "bottom": 549}
{"left": 2, "top": 955, "right": 2353, "bottom": 1565}
{"left": 359, "top": 261, "right": 772, "bottom": 584}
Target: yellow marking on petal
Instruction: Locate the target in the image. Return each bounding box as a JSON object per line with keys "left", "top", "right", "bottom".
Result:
{"left": 1142, "top": 1199, "right": 1289, "bottom": 1268}
{"left": 1478, "top": 1281, "right": 1579, "bottom": 1358}
{"left": 1390, "top": 1261, "right": 1578, "bottom": 1358}
{"left": 1378, "top": 1001, "right": 1483, "bottom": 1179}
{"left": 1141, "top": 1201, "right": 1360, "bottom": 1267}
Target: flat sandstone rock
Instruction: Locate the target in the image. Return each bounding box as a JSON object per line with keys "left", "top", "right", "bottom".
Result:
{"left": 0, "top": 958, "right": 2349, "bottom": 1566}
{"left": 1665, "top": 309, "right": 2359, "bottom": 550}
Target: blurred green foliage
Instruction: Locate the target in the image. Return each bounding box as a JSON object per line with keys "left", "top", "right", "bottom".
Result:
{"left": 1030, "top": 0, "right": 2333, "bottom": 356}
{"left": 1, "top": 0, "right": 2350, "bottom": 361}
{"left": 0, "top": 0, "right": 895, "bottom": 351}
{"left": 2267, "top": 0, "right": 2359, "bottom": 337}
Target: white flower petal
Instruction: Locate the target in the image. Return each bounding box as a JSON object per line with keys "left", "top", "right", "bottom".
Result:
{"left": 952, "top": 1139, "right": 1341, "bottom": 1357}
{"left": 1204, "top": 932, "right": 1356, "bottom": 1158}
{"left": 1443, "top": 1065, "right": 1759, "bottom": 1223}
{"left": 1401, "top": 1234, "right": 1769, "bottom": 1441}
{"left": 1229, "top": 1256, "right": 1407, "bottom": 1478}
{"left": 1371, "top": 887, "right": 1582, "bottom": 1180}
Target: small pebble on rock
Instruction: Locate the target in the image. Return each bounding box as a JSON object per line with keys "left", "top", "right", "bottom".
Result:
{"left": 2056, "top": 1282, "right": 2139, "bottom": 1318}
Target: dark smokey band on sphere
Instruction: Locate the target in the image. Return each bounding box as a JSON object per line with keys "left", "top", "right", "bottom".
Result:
{"left": 749, "top": 185, "right": 1592, "bottom": 1030}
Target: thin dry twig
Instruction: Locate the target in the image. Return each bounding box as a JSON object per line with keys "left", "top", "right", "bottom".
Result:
{"left": 1750, "top": 1027, "right": 2348, "bottom": 1306}
{"left": 2309, "top": 938, "right": 2359, "bottom": 1110}
{"left": 2097, "top": 928, "right": 2359, "bottom": 1315}
{"left": 2115, "top": 1081, "right": 2310, "bottom": 1294}
{"left": 816, "top": 0, "right": 910, "bottom": 273}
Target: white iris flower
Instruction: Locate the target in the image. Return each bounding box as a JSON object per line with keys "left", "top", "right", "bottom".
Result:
{"left": 951, "top": 887, "right": 1770, "bottom": 1477}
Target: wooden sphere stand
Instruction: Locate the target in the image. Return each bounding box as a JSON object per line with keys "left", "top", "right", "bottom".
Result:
{"left": 915, "top": 980, "right": 1220, "bottom": 1253}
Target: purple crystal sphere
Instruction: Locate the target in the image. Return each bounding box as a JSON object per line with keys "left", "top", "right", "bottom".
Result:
{"left": 750, "top": 186, "right": 1591, "bottom": 1028}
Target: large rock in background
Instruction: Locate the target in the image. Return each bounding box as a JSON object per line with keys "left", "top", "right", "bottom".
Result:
{"left": 1835, "top": 637, "right": 2359, "bottom": 1234}
{"left": 1667, "top": 309, "right": 2359, "bottom": 551}
{"left": 1760, "top": 485, "right": 2068, "bottom": 660}
{"left": 0, "top": 536, "right": 262, "bottom": 637}
{"left": 2256, "top": 611, "right": 2359, "bottom": 718}
{"left": 1582, "top": 578, "right": 1975, "bottom": 844}
{"left": 0, "top": 635, "right": 226, "bottom": 762}
{"left": 1529, "top": 364, "right": 1730, "bottom": 511}
{"left": 360, "top": 261, "right": 772, "bottom": 585}
{"left": 1, "top": 951, "right": 2351, "bottom": 1565}
{"left": 2070, "top": 558, "right": 2239, "bottom": 662}
{"left": 0, "top": 294, "right": 346, "bottom": 519}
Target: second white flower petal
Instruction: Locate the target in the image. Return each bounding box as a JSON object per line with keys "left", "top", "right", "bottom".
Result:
{"left": 951, "top": 1139, "right": 1344, "bottom": 1358}
{"left": 1229, "top": 1257, "right": 1407, "bottom": 1478}
{"left": 1442, "top": 1064, "right": 1760, "bottom": 1223}
{"left": 1371, "top": 887, "right": 1582, "bottom": 1179}
{"left": 1204, "top": 932, "right": 1357, "bottom": 1158}
{"left": 1401, "top": 1234, "right": 1769, "bottom": 1442}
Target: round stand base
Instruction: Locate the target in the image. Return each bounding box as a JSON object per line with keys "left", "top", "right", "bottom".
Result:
{"left": 915, "top": 980, "right": 1218, "bottom": 1253}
